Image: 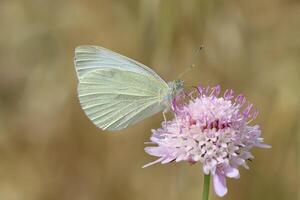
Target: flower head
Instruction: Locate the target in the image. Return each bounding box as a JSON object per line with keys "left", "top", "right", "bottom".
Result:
{"left": 144, "top": 85, "right": 270, "bottom": 197}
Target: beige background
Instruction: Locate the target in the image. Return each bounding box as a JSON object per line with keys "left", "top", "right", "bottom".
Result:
{"left": 0, "top": 0, "right": 299, "bottom": 199}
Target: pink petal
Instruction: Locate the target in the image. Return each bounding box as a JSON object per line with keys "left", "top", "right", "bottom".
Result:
{"left": 161, "top": 157, "right": 175, "bottom": 164}
{"left": 213, "top": 173, "right": 228, "bottom": 197}
{"left": 144, "top": 147, "right": 168, "bottom": 157}
{"left": 142, "top": 158, "right": 164, "bottom": 168}
{"left": 225, "top": 167, "right": 240, "bottom": 178}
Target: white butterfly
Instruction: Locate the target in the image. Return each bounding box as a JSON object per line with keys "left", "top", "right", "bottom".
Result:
{"left": 74, "top": 46, "right": 184, "bottom": 131}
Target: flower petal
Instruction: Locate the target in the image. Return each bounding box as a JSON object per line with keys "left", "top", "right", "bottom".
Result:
{"left": 225, "top": 167, "right": 240, "bottom": 178}
{"left": 213, "top": 173, "right": 228, "bottom": 197}
{"left": 144, "top": 147, "right": 168, "bottom": 157}
{"left": 142, "top": 158, "right": 164, "bottom": 168}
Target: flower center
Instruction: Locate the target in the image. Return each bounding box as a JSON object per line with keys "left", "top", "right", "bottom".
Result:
{"left": 202, "top": 119, "right": 231, "bottom": 131}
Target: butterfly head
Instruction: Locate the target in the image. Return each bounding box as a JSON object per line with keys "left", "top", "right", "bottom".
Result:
{"left": 173, "top": 79, "right": 184, "bottom": 92}
{"left": 169, "top": 79, "right": 184, "bottom": 99}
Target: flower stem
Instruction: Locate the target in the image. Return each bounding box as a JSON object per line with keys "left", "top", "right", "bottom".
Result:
{"left": 202, "top": 174, "right": 210, "bottom": 200}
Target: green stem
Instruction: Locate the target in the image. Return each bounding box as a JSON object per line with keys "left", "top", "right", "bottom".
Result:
{"left": 202, "top": 174, "right": 210, "bottom": 200}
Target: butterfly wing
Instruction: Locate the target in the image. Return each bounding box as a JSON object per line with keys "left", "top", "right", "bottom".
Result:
{"left": 75, "top": 45, "right": 165, "bottom": 82}
{"left": 77, "top": 69, "right": 170, "bottom": 131}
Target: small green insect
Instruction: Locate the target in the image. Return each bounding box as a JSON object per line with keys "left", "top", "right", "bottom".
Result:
{"left": 74, "top": 46, "right": 184, "bottom": 131}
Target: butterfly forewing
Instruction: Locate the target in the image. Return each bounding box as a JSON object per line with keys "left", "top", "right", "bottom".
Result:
{"left": 75, "top": 46, "right": 166, "bottom": 83}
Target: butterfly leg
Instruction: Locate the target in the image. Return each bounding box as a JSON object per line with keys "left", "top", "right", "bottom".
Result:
{"left": 163, "top": 109, "right": 180, "bottom": 131}
{"left": 174, "top": 114, "right": 180, "bottom": 131}
{"left": 163, "top": 110, "right": 167, "bottom": 125}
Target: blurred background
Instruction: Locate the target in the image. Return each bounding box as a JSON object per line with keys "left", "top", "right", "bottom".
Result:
{"left": 0, "top": 0, "right": 299, "bottom": 199}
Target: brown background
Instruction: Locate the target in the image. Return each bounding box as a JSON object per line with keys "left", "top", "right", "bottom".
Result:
{"left": 0, "top": 0, "right": 299, "bottom": 199}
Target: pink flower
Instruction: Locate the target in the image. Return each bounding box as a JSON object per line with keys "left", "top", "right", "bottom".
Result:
{"left": 144, "top": 85, "right": 270, "bottom": 197}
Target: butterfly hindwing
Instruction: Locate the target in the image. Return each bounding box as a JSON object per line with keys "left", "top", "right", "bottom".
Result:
{"left": 78, "top": 69, "right": 170, "bottom": 130}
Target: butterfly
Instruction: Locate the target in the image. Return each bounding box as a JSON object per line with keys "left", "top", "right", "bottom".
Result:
{"left": 74, "top": 46, "right": 184, "bottom": 131}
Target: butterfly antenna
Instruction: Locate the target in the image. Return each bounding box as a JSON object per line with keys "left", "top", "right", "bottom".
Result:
{"left": 178, "top": 45, "right": 204, "bottom": 79}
